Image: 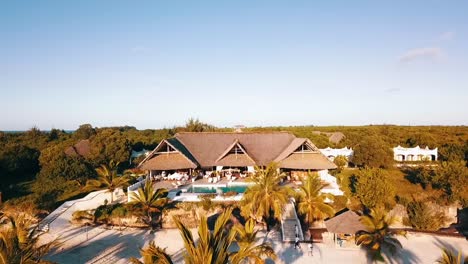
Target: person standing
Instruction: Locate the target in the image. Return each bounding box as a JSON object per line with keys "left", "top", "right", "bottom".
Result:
{"left": 308, "top": 243, "right": 313, "bottom": 256}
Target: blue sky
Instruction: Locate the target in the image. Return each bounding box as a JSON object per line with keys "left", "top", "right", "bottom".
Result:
{"left": 1, "top": 1, "right": 467, "bottom": 130}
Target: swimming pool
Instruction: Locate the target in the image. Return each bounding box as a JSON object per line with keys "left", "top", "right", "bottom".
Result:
{"left": 186, "top": 185, "right": 249, "bottom": 194}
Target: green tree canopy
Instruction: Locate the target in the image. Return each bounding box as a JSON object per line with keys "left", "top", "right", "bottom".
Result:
{"left": 183, "top": 118, "right": 216, "bottom": 132}
{"left": 74, "top": 124, "right": 96, "bottom": 140}
{"left": 0, "top": 143, "right": 40, "bottom": 187}
{"left": 433, "top": 161, "right": 468, "bottom": 202}
{"left": 351, "top": 168, "right": 396, "bottom": 209}
{"left": 88, "top": 129, "right": 132, "bottom": 166}
{"left": 353, "top": 136, "right": 393, "bottom": 169}
{"left": 37, "top": 144, "right": 96, "bottom": 186}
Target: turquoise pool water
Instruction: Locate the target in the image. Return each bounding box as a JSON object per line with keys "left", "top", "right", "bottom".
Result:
{"left": 187, "top": 185, "right": 248, "bottom": 194}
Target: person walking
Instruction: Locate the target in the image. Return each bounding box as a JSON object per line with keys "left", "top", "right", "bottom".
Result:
{"left": 295, "top": 224, "right": 299, "bottom": 237}
{"left": 308, "top": 243, "right": 313, "bottom": 256}
{"left": 294, "top": 235, "right": 300, "bottom": 249}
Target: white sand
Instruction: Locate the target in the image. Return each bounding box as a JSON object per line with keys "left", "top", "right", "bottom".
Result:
{"left": 45, "top": 226, "right": 468, "bottom": 264}
{"left": 42, "top": 191, "right": 468, "bottom": 263}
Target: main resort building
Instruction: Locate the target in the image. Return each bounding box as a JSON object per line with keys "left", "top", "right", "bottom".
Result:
{"left": 138, "top": 132, "right": 337, "bottom": 179}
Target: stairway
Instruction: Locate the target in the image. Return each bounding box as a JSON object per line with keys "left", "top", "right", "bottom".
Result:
{"left": 37, "top": 204, "right": 73, "bottom": 232}
{"left": 281, "top": 200, "right": 304, "bottom": 242}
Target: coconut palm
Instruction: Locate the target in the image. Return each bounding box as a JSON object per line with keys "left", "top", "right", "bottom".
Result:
{"left": 355, "top": 208, "right": 405, "bottom": 263}
{"left": 129, "top": 180, "right": 169, "bottom": 229}
{"left": 86, "top": 161, "right": 130, "bottom": 203}
{"left": 297, "top": 172, "right": 335, "bottom": 228}
{"left": 0, "top": 214, "right": 57, "bottom": 264}
{"left": 241, "top": 162, "right": 291, "bottom": 230}
{"left": 129, "top": 241, "right": 173, "bottom": 264}
{"left": 174, "top": 208, "right": 235, "bottom": 264}
{"left": 436, "top": 248, "right": 468, "bottom": 264}
{"left": 230, "top": 218, "right": 277, "bottom": 264}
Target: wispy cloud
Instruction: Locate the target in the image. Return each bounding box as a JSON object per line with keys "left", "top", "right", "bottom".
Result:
{"left": 438, "top": 31, "right": 455, "bottom": 41}
{"left": 398, "top": 47, "right": 444, "bottom": 63}
{"left": 384, "top": 88, "right": 400, "bottom": 93}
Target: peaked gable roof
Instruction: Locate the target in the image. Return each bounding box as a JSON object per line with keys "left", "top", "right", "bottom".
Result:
{"left": 274, "top": 138, "right": 336, "bottom": 170}
{"left": 175, "top": 132, "right": 296, "bottom": 167}
{"left": 139, "top": 132, "right": 337, "bottom": 170}
{"left": 138, "top": 138, "right": 198, "bottom": 170}
{"left": 215, "top": 139, "right": 256, "bottom": 166}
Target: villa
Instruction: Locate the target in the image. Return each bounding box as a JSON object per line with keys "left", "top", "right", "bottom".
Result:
{"left": 393, "top": 145, "right": 438, "bottom": 162}
{"left": 319, "top": 147, "right": 353, "bottom": 162}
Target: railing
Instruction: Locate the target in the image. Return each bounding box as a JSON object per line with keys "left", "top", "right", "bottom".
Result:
{"left": 281, "top": 199, "right": 304, "bottom": 242}
{"left": 127, "top": 178, "right": 147, "bottom": 202}
{"left": 37, "top": 190, "right": 108, "bottom": 233}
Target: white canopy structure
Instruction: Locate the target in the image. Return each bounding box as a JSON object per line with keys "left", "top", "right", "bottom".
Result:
{"left": 319, "top": 147, "right": 353, "bottom": 162}
{"left": 393, "top": 145, "right": 438, "bottom": 162}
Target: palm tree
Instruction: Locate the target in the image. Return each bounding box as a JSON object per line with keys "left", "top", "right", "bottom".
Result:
{"left": 129, "top": 180, "right": 169, "bottom": 229}
{"left": 86, "top": 161, "right": 130, "bottom": 203}
{"left": 436, "top": 248, "right": 468, "bottom": 264}
{"left": 230, "top": 218, "right": 277, "bottom": 264}
{"left": 174, "top": 209, "right": 235, "bottom": 264}
{"left": 297, "top": 172, "right": 335, "bottom": 228}
{"left": 355, "top": 208, "right": 405, "bottom": 263}
{"left": 0, "top": 214, "right": 57, "bottom": 264}
{"left": 241, "top": 162, "right": 291, "bottom": 230}
{"left": 129, "top": 241, "right": 173, "bottom": 264}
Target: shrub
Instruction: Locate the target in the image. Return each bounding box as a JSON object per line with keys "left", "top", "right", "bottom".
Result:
{"left": 198, "top": 194, "right": 215, "bottom": 211}
{"left": 404, "top": 201, "right": 447, "bottom": 231}
{"left": 72, "top": 210, "right": 94, "bottom": 221}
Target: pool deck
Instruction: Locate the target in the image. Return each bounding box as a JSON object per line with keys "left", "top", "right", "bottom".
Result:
{"left": 152, "top": 176, "right": 251, "bottom": 192}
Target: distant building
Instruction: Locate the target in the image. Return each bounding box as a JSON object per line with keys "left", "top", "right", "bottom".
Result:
{"left": 319, "top": 147, "right": 353, "bottom": 162}
{"left": 64, "top": 139, "right": 91, "bottom": 157}
{"left": 393, "top": 146, "right": 438, "bottom": 162}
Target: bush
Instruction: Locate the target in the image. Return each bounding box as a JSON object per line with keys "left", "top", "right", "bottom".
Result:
{"left": 404, "top": 201, "right": 447, "bottom": 231}
{"left": 72, "top": 210, "right": 94, "bottom": 221}
{"left": 198, "top": 194, "right": 215, "bottom": 211}
{"left": 93, "top": 203, "right": 132, "bottom": 224}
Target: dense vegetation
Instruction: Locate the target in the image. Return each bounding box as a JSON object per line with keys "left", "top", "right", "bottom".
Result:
{"left": 1, "top": 121, "right": 467, "bottom": 233}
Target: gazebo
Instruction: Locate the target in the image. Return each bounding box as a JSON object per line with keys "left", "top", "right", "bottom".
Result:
{"left": 324, "top": 210, "right": 366, "bottom": 248}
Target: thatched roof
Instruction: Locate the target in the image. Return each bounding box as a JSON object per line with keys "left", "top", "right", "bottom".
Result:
{"left": 215, "top": 140, "right": 256, "bottom": 167}
{"left": 175, "top": 132, "right": 296, "bottom": 167}
{"left": 64, "top": 139, "right": 90, "bottom": 157}
{"left": 139, "top": 132, "right": 337, "bottom": 170}
{"left": 140, "top": 152, "right": 197, "bottom": 170}
{"left": 325, "top": 210, "right": 366, "bottom": 234}
{"left": 279, "top": 153, "right": 337, "bottom": 170}
{"left": 216, "top": 154, "right": 256, "bottom": 166}
{"left": 138, "top": 138, "right": 198, "bottom": 170}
